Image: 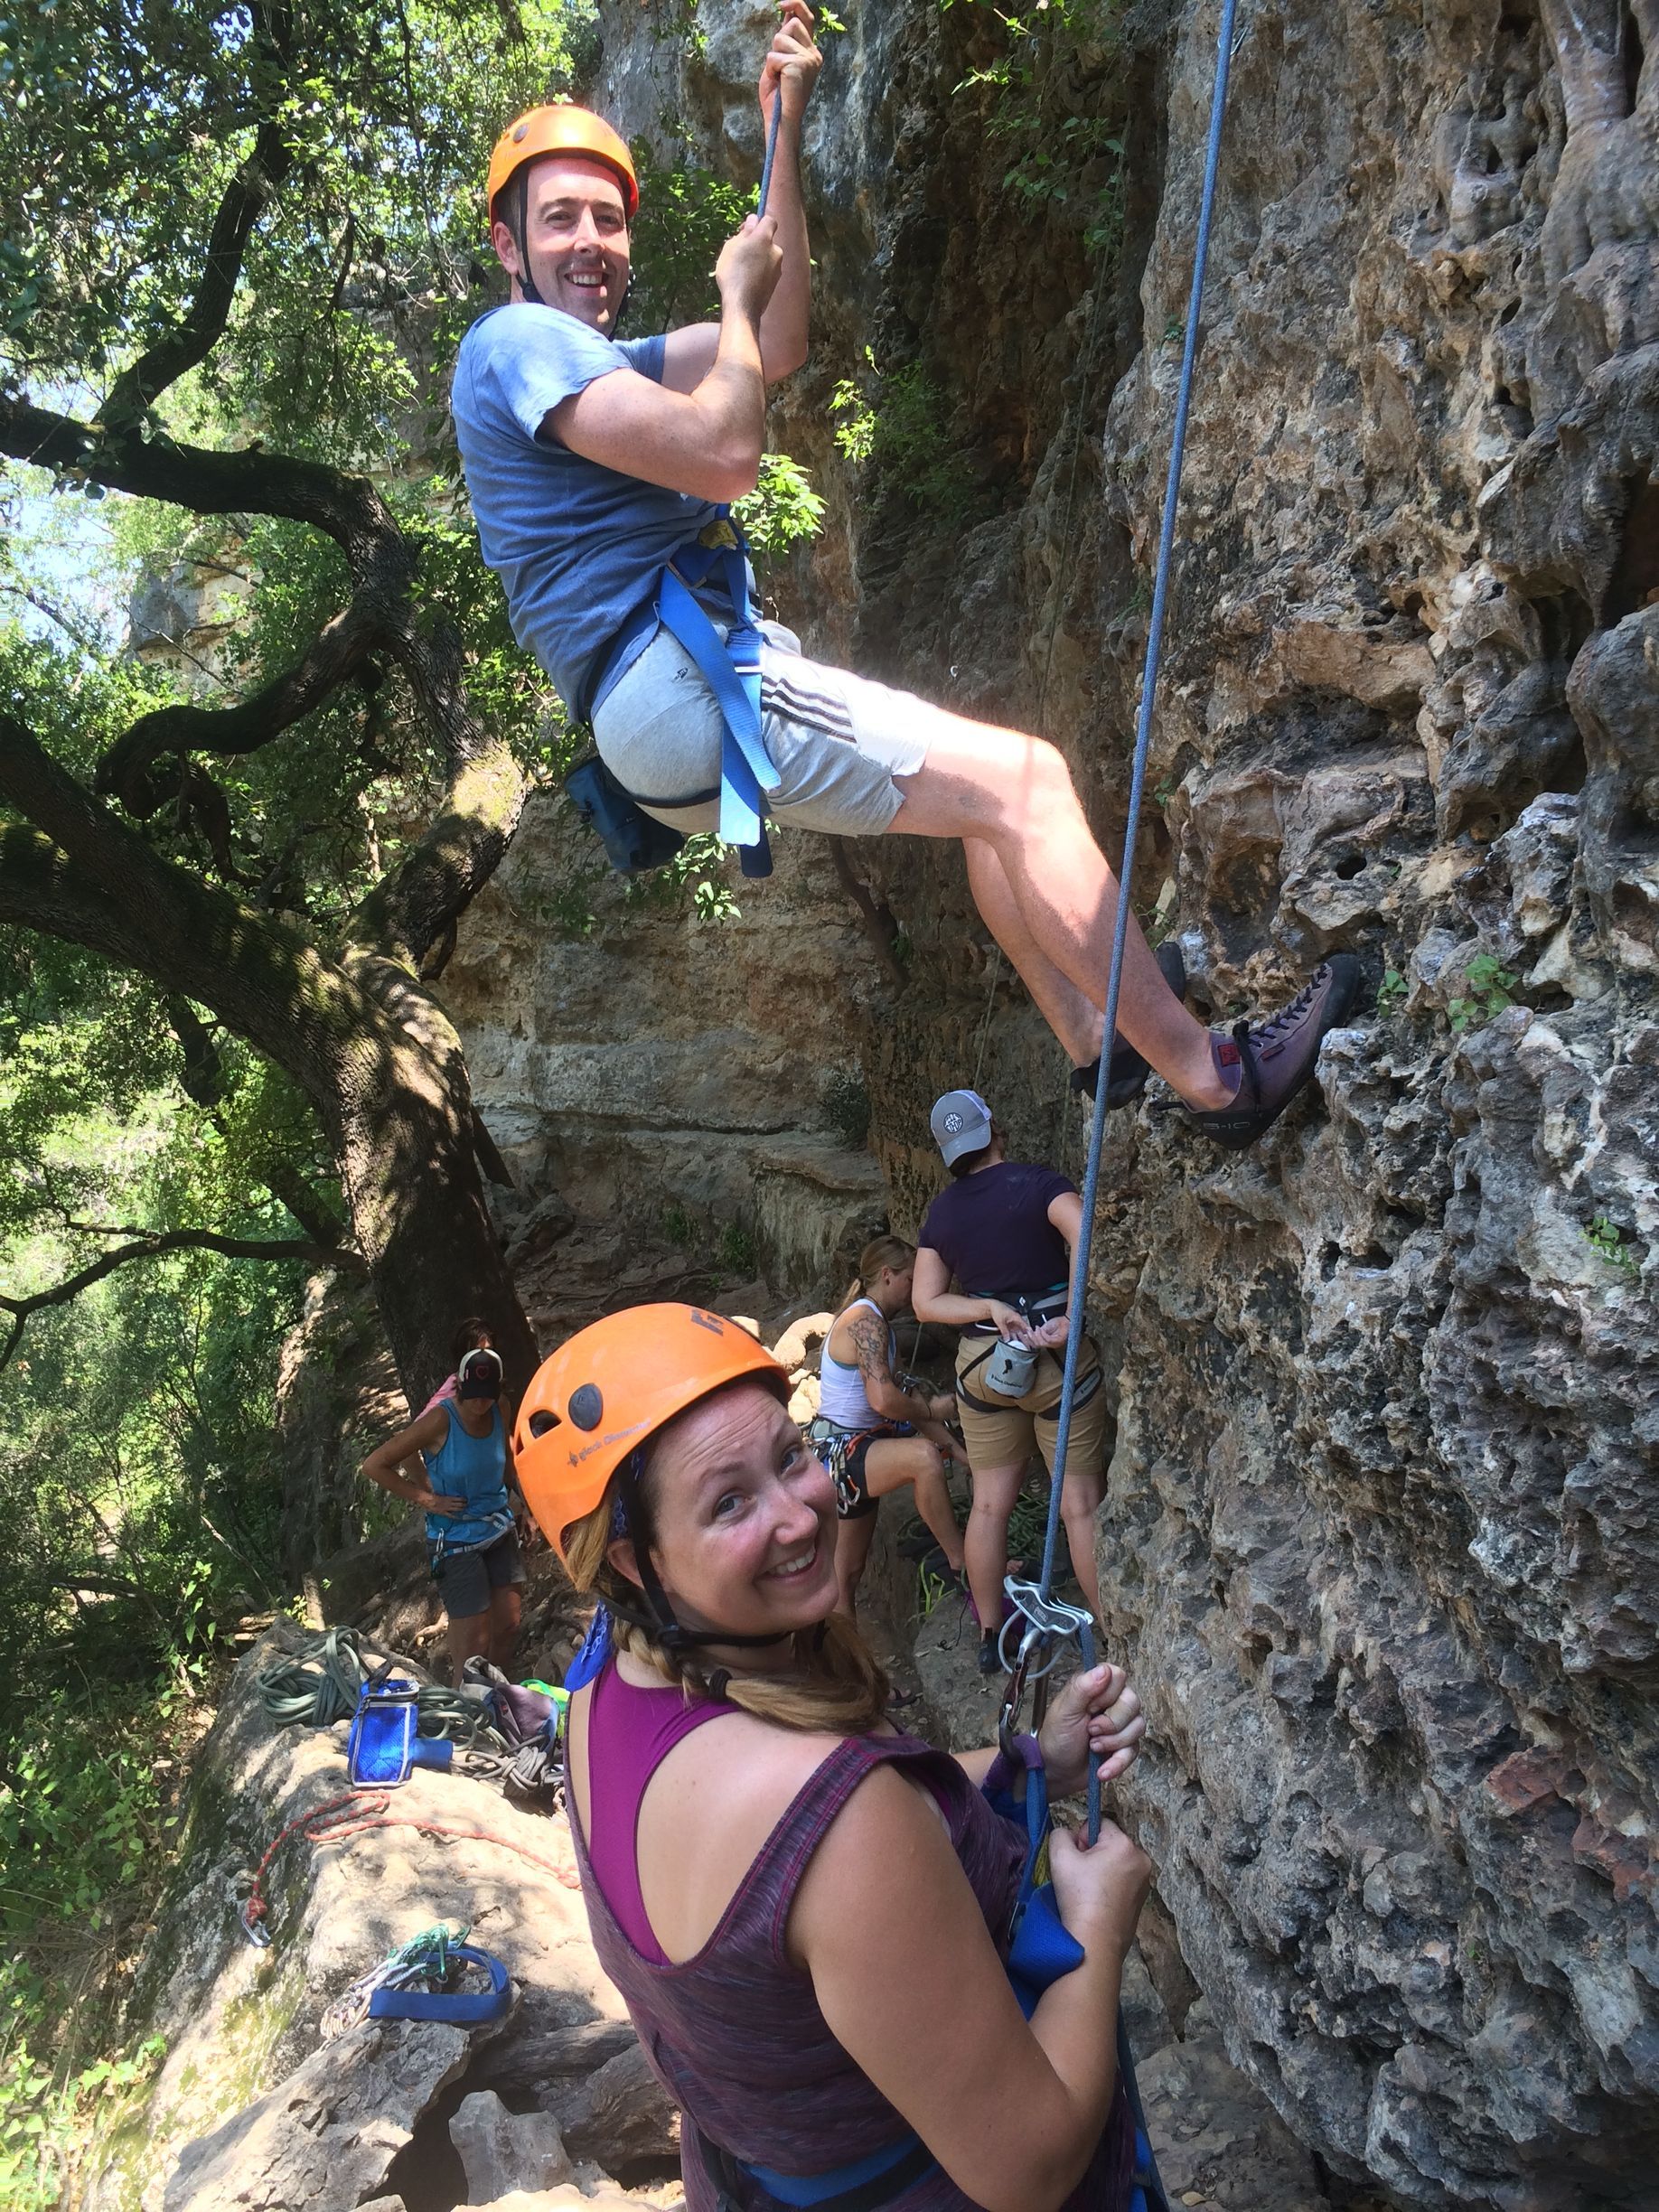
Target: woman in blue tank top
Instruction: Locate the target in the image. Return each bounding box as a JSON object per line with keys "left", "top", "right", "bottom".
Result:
{"left": 361, "top": 1345, "right": 529, "bottom": 1682}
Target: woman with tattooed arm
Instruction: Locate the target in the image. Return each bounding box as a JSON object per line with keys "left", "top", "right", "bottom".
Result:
{"left": 809, "top": 1236, "right": 967, "bottom": 1617}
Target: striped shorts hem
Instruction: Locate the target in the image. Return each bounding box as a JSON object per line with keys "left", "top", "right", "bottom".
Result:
{"left": 591, "top": 617, "right": 954, "bottom": 839}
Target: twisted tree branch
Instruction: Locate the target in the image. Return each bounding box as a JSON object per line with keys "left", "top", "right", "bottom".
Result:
{"left": 95, "top": 598, "right": 385, "bottom": 816}
{"left": 104, "top": 114, "right": 295, "bottom": 425}
{"left": 0, "top": 1229, "right": 361, "bottom": 1373}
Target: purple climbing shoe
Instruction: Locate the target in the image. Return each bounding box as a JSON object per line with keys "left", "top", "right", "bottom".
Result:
{"left": 1187, "top": 954, "right": 1361, "bottom": 1151}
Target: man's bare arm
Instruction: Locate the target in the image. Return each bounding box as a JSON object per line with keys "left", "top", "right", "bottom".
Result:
{"left": 660, "top": 4, "right": 817, "bottom": 395}
{"left": 551, "top": 217, "right": 781, "bottom": 500}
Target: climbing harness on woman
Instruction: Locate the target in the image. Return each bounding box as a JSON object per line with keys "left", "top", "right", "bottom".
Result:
{"left": 450, "top": 3, "right": 1358, "bottom": 1148}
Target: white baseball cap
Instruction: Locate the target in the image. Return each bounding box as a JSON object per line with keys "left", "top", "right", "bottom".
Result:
{"left": 929, "top": 1088, "right": 993, "bottom": 1167}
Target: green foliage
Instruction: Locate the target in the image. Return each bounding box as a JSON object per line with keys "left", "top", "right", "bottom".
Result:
{"left": 661, "top": 1204, "right": 697, "bottom": 1250}
{"left": 1448, "top": 953, "right": 1518, "bottom": 1034}
{"left": 822, "top": 1068, "right": 872, "bottom": 1149}
{"left": 735, "top": 454, "right": 828, "bottom": 570}
{"left": 1376, "top": 968, "right": 1408, "bottom": 1017}
{"left": 829, "top": 358, "right": 979, "bottom": 520}
{"left": 0, "top": 2026, "right": 165, "bottom": 2212}
{"left": 942, "top": 1, "right": 1128, "bottom": 257}
{"left": 1585, "top": 1216, "right": 1642, "bottom": 1279}
{"left": 718, "top": 1219, "right": 757, "bottom": 1277}
{"left": 627, "top": 143, "right": 753, "bottom": 331}
{"left": 2, "top": 0, "right": 594, "bottom": 412}
{"left": 830, "top": 371, "right": 876, "bottom": 466}
{"left": 623, "top": 832, "right": 742, "bottom": 923}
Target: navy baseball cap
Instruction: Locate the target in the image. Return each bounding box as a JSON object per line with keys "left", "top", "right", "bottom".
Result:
{"left": 456, "top": 1347, "right": 504, "bottom": 1401}
{"left": 930, "top": 1088, "right": 993, "bottom": 1167}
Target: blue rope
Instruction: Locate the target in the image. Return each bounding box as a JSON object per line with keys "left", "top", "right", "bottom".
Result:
{"left": 758, "top": 96, "right": 783, "bottom": 218}
{"left": 1017, "top": 0, "right": 1240, "bottom": 1847}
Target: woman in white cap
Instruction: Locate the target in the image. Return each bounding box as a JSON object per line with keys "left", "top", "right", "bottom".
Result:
{"left": 912, "top": 1092, "right": 1106, "bottom": 1675}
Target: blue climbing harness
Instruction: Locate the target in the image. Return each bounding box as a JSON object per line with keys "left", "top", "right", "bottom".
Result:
{"left": 584, "top": 511, "right": 780, "bottom": 879}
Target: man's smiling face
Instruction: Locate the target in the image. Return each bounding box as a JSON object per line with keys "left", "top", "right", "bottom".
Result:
{"left": 492, "top": 153, "right": 630, "bottom": 332}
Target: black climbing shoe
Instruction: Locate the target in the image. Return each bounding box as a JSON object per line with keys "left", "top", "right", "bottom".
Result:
{"left": 1071, "top": 940, "right": 1188, "bottom": 1109}
{"left": 978, "top": 1631, "right": 1003, "bottom": 1677}
{"left": 1186, "top": 954, "right": 1361, "bottom": 1152}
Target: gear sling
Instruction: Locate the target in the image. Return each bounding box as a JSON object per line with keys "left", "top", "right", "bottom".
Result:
{"left": 567, "top": 512, "right": 780, "bottom": 880}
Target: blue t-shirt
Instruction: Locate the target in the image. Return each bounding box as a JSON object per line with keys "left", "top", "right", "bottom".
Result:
{"left": 451, "top": 303, "right": 720, "bottom": 717}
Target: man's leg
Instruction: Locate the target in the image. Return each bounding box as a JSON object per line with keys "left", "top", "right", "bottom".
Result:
{"left": 861, "top": 1437, "right": 966, "bottom": 1575}
{"left": 890, "top": 725, "right": 1230, "bottom": 1108}
{"left": 963, "top": 837, "right": 1102, "bottom": 1067}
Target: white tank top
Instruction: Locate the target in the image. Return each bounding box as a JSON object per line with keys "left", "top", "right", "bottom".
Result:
{"left": 818, "top": 1298, "right": 894, "bottom": 1430}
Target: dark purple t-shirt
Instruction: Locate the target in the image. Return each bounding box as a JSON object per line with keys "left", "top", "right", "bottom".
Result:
{"left": 917, "top": 1160, "right": 1075, "bottom": 1303}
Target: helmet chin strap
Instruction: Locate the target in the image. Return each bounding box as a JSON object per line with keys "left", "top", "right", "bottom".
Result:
{"left": 512, "top": 168, "right": 547, "bottom": 307}
{"left": 615, "top": 1452, "right": 795, "bottom": 1654}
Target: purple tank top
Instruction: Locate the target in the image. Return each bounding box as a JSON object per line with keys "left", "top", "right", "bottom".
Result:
{"left": 569, "top": 1660, "right": 1132, "bottom": 2212}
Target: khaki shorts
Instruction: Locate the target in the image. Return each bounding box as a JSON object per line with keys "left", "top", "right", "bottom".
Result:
{"left": 953, "top": 1336, "right": 1109, "bottom": 1478}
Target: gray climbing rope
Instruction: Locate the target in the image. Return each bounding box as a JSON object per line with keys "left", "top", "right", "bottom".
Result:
{"left": 258, "top": 1626, "right": 504, "bottom": 1748}
{"left": 1000, "top": 0, "right": 1242, "bottom": 1847}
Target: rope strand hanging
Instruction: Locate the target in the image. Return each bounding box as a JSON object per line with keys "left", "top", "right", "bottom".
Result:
{"left": 999, "top": 0, "right": 1242, "bottom": 1849}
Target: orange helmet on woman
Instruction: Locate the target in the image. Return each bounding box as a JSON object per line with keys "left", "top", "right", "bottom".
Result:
{"left": 486, "top": 104, "right": 640, "bottom": 224}
{"left": 514, "top": 1304, "right": 789, "bottom": 1566}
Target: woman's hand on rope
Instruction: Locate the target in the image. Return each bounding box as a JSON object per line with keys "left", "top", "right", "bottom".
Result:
{"left": 1036, "top": 1663, "right": 1145, "bottom": 1798}
{"left": 760, "top": 2, "right": 822, "bottom": 128}
{"left": 1046, "top": 1817, "right": 1153, "bottom": 1960}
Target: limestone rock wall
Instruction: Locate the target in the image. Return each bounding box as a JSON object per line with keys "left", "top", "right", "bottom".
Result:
{"left": 445, "top": 2, "right": 1659, "bottom": 2203}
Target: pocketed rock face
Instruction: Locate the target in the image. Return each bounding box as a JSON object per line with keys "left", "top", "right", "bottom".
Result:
{"left": 557, "top": 3, "right": 1659, "bottom": 2205}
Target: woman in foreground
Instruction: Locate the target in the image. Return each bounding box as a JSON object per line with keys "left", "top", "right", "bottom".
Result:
{"left": 514, "top": 1303, "right": 1153, "bottom": 2212}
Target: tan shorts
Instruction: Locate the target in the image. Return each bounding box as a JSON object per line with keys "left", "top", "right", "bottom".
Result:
{"left": 953, "top": 1336, "right": 1109, "bottom": 1479}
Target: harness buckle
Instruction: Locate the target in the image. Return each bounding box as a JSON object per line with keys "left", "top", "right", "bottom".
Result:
{"left": 698, "top": 518, "right": 740, "bottom": 551}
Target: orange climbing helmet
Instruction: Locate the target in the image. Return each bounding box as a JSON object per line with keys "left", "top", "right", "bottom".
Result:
{"left": 513, "top": 1304, "right": 790, "bottom": 1565}
{"left": 486, "top": 104, "right": 640, "bottom": 225}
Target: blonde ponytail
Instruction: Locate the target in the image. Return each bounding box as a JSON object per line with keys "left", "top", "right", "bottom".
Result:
{"left": 839, "top": 1233, "right": 917, "bottom": 1315}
